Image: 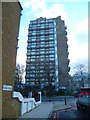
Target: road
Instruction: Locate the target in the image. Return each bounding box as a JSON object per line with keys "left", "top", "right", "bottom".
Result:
{"left": 42, "top": 96, "right": 75, "bottom": 102}
{"left": 49, "top": 96, "right": 90, "bottom": 119}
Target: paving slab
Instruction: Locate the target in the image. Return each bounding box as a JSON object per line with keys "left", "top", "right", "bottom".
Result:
{"left": 19, "top": 102, "right": 53, "bottom": 119}
{"left": 18, "top": 102, "right": 71, "bottom": 119}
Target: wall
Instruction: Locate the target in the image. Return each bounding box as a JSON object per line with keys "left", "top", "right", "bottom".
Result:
{"left": 56, "top": 16, "right": 70, "bottom": 88}
{"left": 0, "top": 1, "right": 2, "bottom": 119}
{"left": 2, "top": 2, "right": 22, "bottom": 118}
{"left": 13, "top": 91, "right": 41, "bottom": 116}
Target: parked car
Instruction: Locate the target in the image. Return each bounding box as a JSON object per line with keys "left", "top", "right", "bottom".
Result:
{"left": 76, "top": 87, "right": 90, "bottom": 114}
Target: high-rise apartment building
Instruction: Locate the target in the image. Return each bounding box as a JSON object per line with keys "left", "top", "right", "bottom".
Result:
{"left": 25, "top": 16, "right": 70, "bottom": 90}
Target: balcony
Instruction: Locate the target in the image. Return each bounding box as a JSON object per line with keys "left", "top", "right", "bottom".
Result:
{"left": 67, "top": 59, "right": 70, "bottom": 64}
{"left": 65, "top": 37, "right": 68, "bottom": 41}
{"left": 68, "top": 67, "right": 70, "bottom": 72}
{"left": 64, "top": 26, "right": 67, "bottom": 30}
{"left": 65, "top": 31, "right": 67, "bottom": 35}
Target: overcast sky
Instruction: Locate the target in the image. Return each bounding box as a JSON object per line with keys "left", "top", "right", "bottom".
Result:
{"left": 18, "top": 0, "right": 88, "bottom": 75}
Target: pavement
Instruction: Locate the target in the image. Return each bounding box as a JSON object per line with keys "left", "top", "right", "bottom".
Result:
{"left": 18, "top": 101, "right": 71, "bottom": 119}
{"left": 53, "top": 102, "right": 71, "bottom": 111}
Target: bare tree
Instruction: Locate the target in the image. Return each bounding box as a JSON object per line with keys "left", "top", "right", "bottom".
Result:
{"left": 73, "top": 64, "right": 88, "bottom": 87}
{"left": 74, "top": 64, "right": 88, "bottom": 77}
{"left": 43, "top": 62, "right": 57, "bottom": 87}
{"left": 15, "top": 63, "right": 25, "bottom": 84}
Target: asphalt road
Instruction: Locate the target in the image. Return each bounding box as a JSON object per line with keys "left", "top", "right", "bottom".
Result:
{"left": 50, "top": 96, "right": 90, "bottom": 120}
{"left": 51, "top": 109, "right": 89, "bottom": 120}
{"left": 42, "top": 96, "right": 76, "bottom": 102}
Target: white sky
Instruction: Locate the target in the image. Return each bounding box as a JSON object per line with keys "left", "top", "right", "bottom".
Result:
{"left": 17, "top": 0, "right": 89, "bottom": 76}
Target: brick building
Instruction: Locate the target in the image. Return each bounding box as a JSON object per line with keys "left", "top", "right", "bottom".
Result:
{"left": 2, "top": 1, "right": 22, "bottom": 118}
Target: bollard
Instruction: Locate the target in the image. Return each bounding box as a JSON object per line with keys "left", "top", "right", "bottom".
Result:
{"left": 54, "top": 112, "right": 56, "bottom": 120}
{"left": 64, "top": 98, "right": 67, "bottom": 105}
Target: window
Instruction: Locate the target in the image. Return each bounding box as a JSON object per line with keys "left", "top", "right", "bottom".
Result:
{"left": 30, "top": 82, "right": 35, "bottom": 85}
{"left": 50, "top": 58, "right": 54, "bottom": 60}
{"left": 32, "top": 45, "right": 36, "bottom": 47}
{"left": 28, "top": 43, "right": 31, "bottom": 46}
{"left": 28, "top": 30, "right": 31, "bottom": 34}
{"left": 29, "top": 24, "right": 32, "bottom": 27}
{"left": 40, "top": 24, "right": 45, "bottom": 28}
{"left": 49, "top": 19, "right": 53, "bottom": 22}
{"left": 27, "top": 52, "right": 31, "bottom": 55}
{"left": 49, "top": 51, "right": 54, "bottom": 54}
{"left": 40, "top": 36, "right": 45, "bottom": 38}
{"left": 36, "top": 52, "right": 40, "bottom": 55}
{"left": 30, "top": 74, "right": 35, "bottom": 77}
{"left": 32, "top": 36, "right": 36, "bottom": 39}
{"left": 49, "top": 34, "right": 54, "bottom": 37}
{"left": 40, "top": 31, "right": 45, "bottom": 35}
{"left": 49, "top": 31, "right": 53, "bottom": 34}
{"left": 37, "top": 24, "right": 40, "bottom": 27}
{"left": 50, "top": 54, "right": 54, "bottom": 57}
{"left": 31, "top": 59, "right": 35, "bottom": 61}
{"left": 40, "top": 70, "right": 44, "bottom": 73}
{"left": 32, "top": 25, "right": 37, "bottom": 28}
{"left": 40, "top": 20, "right": 45, "bottom": 23}
{"left": 32, "top": 21, "right": 37, "bottom": 24}
{"left": 40, "top": 37, "right": 45, "bottom": 40}
{"left": 49, "top": 47, "right": 54, "bottom": 50}
{"left": 40, "top": 48, "right": 45, "bottom": 51}
{"left": 49, "top": 37, "right": 53, "bottom": 40}
{"left": 46, "top": 19, "right": 49, "bottom": 22}
{"left": 49, "top": 29, "right": 53, "bottom": 32}
{"left": 26, "top": 79, "right": 29, "bottom": 82}
{"left": 30, "top": 66, "right": 35, "bottom": 69}
{"left": 40, "top": 66, "right": 44, "bottom": 69}
{"left": 26, "top": 66, "right": 30, "bottom": 70}
{"left": 31, "top": 52, "right": 35, "bottom": 55}
{"left": 26, "top": 63, "right": 30, "bottom": 66}
{"left": 49, "top": 23, "right": 53, "bottom": 26}
{"left": 49, "top": 41, "right": 54, "bottom": 44}
{"left": 41, "top": 41, "right": 45, "bottom": 44}
{"left": 49, "top": 25, "right": 53, "bottom": 28}
{"left": 40, "top": 44, "right": 45, "bottom": 47}
{"left": 27, "top": 46, "right": 31, "bottom": 49}
{"left": 32, "top": 32, "right": 36, "bottom": 35}
{"left": 26, "top": 74, "right": 30, "bottom": 78}
{"left": 45, "top": 52, "right": 49, "bottom": 55}
{"left": 32, "top": 43, "right": 36, "bottom": 45}
{"left": 40, "top": 58, "right": 44, "bottom": 61}
{"left": 45, "top": 23, "right": 48, "bottom": 26}
{"left": 31, "top": 56, "right": 35, "bottom": 58}
{"left": 40, "top": 51, "right": 45, "bottom": 54}
{"left": 30, "top": 21, "right": 33, "bottom": 24}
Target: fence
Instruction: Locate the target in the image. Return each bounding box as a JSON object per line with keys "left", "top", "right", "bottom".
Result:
{"left": 12, "top": 91, "right": 41, "bottom": 115}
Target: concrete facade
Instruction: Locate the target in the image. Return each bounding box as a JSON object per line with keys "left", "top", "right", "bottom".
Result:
{"left": 56, "top": 16, "right": 70, "bottom": 88}
{"left": 2, "top": 2, "right": 22, "bottom": 118}
{"left": 25, "top": 16, "right": 70, "bottom": 90}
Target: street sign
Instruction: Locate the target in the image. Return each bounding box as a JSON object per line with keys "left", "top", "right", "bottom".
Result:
{"left": 41, "top": 85, "right": 44, "bottom": 89}
{"left": 3, "top": 85, "right": 12, "bottom": 91}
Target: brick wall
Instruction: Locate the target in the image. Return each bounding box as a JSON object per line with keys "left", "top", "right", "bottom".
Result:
{"left": 0, "top": 1, "right": 2, "bottom": 119}
{"left": 2, "top": 2, "right": 22, "bottom": 118}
